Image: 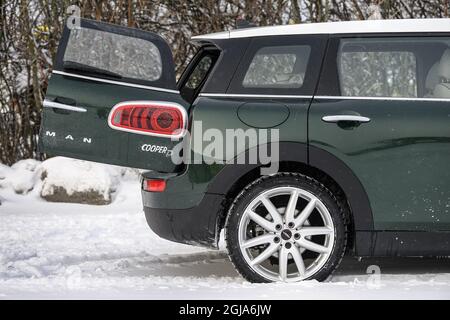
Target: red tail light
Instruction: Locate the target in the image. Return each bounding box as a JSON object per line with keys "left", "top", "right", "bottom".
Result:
{"left": 143, "top": 179, "right": 166, "bottom": 192}
{"left": 108, "top": 101, "right": 186, "bottom": 138}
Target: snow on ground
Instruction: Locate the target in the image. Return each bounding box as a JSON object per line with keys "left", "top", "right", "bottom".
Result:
{"left": 39, "top": 157, "right": 122, "bottom": 204}
{"left": 1, "top": 158, "right": 450, "bottom": 299}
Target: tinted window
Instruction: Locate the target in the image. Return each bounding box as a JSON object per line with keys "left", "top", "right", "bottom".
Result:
{"left": 337, "top": 37, "right": 450, "bottom": 99}
{"left": 64, "top": 27, "right": 162, "bottom": 82}
{"left": 242, "top": 45, "right": 311, "bottom": 89}
{"left": 338, "top": 39, "right": 417, "bottom": 98}
{"left": 185, "top": 56, "right": 213, "bottom": 89}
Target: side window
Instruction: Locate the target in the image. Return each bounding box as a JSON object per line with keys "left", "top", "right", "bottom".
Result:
{"left": 337, "top": 37, "right": 450, "bottom": 99}
{"left": 338, "top": 40, "right": 417, "bottom": 97}
{"left": 228, "top": 36, "right": 327, "bottom": 96}
{"left": 179, "top": 50, "right": 219, "bottom": 103}
{"left": 185, "top": 55, "right": 213, "bottom": 90}
{"left": 242, "top": 45, "right": 311, "bottom": 89}
{"left": 64, "top": 28, "right": 162, "bottom": 82}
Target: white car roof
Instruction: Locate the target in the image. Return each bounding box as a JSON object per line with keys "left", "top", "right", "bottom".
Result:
{"left": 192, "top": 19, "right": 450, "bottom": 40}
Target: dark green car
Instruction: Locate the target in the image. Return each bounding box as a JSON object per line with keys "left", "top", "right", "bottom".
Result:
{"left": 39, "top": 18, "right": 450, "bottom": 282}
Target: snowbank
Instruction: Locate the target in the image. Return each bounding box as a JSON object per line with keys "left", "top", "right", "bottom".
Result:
{"left": 40, "top": 157, "right": 123, "bottom": 205}
{"left": 0, "top": 157, "right": 140, "bottom": 205}
{"left": 0, "top": 159, "right": 40, "bottom": 195}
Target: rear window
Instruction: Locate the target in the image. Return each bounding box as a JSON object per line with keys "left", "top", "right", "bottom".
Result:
{"left": 63, "top": 28, "right": 162, "bottom": 82}
{"left": 242, "top": 45, "right": 311, "bottom": 89}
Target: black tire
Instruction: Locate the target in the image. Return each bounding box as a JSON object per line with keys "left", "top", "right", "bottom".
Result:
{"left": 225, "top": 172, "right": 348, "bottom": 283}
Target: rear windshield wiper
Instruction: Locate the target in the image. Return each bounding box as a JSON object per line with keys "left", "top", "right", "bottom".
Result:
{"left": 63, "top": 60, "right": 123, "bottom": 79}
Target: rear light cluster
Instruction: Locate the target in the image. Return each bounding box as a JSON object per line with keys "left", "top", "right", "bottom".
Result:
{"left": 143, "top": 179, "right": 166, "bottom": 192}
{"left": 108, "top": 101, "right": 186, "bottom": 137}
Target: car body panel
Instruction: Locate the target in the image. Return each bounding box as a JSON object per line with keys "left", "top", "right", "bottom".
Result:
{"left": 190, "top": 96, "right": 311, "bottom": 164}
{"left": 42, "top": 73, "right": 188, "bottom": 171}
{"left": 309, "top": 97, "right": 450, "bottom": 231}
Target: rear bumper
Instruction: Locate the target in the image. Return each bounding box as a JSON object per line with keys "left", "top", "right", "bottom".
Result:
{"left": 141, "top": 164, "right": 226, "bottom": 248}
{"left": 140, "top": 169, "right": 225, "bottom": 248}
{"left": 140, "top": 153, "right": 274, "bottom": 248}
{"left": 143, "top": 193, "right": 224, "bottom": 248}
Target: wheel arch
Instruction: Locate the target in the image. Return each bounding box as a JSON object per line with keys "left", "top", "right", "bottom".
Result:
{"left": 207, "top": 142, "right": 374, "bottom": 251}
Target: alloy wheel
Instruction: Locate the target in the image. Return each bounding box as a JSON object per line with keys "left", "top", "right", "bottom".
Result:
{"left": 238, "top": 186, "right": 335, "bottom": 282}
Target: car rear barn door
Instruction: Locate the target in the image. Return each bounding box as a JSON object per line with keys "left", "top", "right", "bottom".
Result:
{"left": 39, "top": 18, "right": 188, "bottom": 172}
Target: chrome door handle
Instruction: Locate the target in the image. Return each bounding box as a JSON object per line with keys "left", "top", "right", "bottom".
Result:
{"left": 43, "top": 99, "right": 87, "bottom": 113}
{"left": 322, "top": 115, "right": 371, "bottom": 123}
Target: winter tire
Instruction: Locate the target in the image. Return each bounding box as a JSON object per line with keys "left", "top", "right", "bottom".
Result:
{"left": 225, "top": 173, "right": 347, "bottom": 283}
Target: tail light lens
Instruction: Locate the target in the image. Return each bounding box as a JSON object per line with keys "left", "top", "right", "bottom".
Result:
{"left": 108, "top": 101, "right": 186, "bottom": 138}
{"left": 143, "top": 179, "right": 166, "bottom": 192}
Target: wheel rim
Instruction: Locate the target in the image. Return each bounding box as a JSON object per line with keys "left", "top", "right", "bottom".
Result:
{"left": 238, "top": 186, "right": 335, "bottom": 282}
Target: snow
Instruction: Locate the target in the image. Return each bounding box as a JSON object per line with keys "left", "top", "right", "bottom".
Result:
{"left": 0, "top": 159, "right": 41, "bottom": 195}
{"left": 39, "top": 157, "right": 123, "bottom": 203}
{"left": 1, "top": 159, "right": 450, "bottom": 299}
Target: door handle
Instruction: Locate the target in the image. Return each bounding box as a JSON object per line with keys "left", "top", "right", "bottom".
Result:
{"left": 43, "top": 99, "right": 87, "bottom": 113}
{"left": 322, "top": 115, "right": 371, "bottom": 123}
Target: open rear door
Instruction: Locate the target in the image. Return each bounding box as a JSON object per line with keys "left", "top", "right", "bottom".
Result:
{"left": 39, "top": 19, "right": 188, "bottom": 172}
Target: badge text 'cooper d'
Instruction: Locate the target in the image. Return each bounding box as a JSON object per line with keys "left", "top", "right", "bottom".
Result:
{"left": 141, "top": 144, "right": 168, "bottom": 154}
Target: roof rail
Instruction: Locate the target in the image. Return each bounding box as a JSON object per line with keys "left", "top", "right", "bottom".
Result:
{"left": 235, "top": 19, "right": 257, "bottom": 29}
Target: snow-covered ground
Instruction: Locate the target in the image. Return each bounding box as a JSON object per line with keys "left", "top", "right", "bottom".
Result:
{"left": 1, "top": 159, "right": 450, "bottom": 299}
